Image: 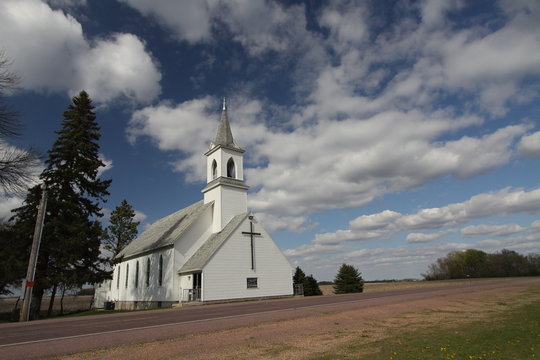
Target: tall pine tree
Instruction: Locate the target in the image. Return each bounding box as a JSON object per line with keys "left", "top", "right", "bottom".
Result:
{"left": 11, "top": 91, "right": 111, "bottom": 319}
{"left": 104, "top": 199, "right": 140, "bottom": 260}
{"left": 334, "top": 263, "right": 364, "bottom": 294}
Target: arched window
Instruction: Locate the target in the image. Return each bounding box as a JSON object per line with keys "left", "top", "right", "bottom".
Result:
{"left": 211, "top": 159, "right": 217, "bottom": 179}
{"left": 227, "top": 158, "right": 236, "bottom": 178}
{"left": 159, "top": 255, "right": 163, "bottom": 286}
{"left": 125, "top": 263, "right": 129, "bottom": 288}
{"left": 116, "top": 265, "right": 120, "bottom": 289}
{"left": 135, "top": 261, "right": 139, "bottom": 288}
{"left": 146, "top": 258, "right": 150, "bottom": 287}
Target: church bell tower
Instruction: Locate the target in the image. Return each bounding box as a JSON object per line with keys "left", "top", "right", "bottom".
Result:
{"left": 202, "top": 99, "right": 249, "bottom": 233}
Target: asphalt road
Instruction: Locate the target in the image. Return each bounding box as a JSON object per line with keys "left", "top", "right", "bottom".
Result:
{"left": 0, "top": 278, "right": 538, "bottom": 359}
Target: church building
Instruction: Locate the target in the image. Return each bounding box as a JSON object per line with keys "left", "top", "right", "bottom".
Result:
{"left": 95, "top": 100, "right": 293, "bottom": 309}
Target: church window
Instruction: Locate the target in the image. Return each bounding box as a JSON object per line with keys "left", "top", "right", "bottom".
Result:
{"left": 211, "top": 159, "right": 217, "bottom": 179}
{"left": 159, "top": 255, "right": 163, "bottom": 286}
{"left": 117, "top": 265, "right": 120, "bottom": 289}
{"left": 146, "top": 258, "right": 150, "bottom": 287}
{"left": 247, "top": 277, "right": 258, "bottom": 289}
{"left": 135, "top": 261, "right": 139, "bottom": 288}
{"left": 125, "top": 264, "right": 129, "bottom": 288}
{"left": 227, "top": 158, "right": 236, "bottom": 178}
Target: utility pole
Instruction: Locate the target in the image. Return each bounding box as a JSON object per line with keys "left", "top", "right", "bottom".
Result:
{"left": 20, "top": 183, "right": 48, "bottom": 322}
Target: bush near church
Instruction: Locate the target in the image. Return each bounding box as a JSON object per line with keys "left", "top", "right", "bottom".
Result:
{"left": 293, "top": 266, "right": 322, "bottom": 296}
{"left": 334, "top": 263, "right": 364, "bottom": 294}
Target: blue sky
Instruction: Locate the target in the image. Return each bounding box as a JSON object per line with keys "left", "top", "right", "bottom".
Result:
{"left": 1, "top": 0, "right": 539, "bottom": 281}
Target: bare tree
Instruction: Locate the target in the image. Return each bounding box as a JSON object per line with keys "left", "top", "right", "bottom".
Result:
{"left": 0, "top": 51, "right": 39, "bottom": 194}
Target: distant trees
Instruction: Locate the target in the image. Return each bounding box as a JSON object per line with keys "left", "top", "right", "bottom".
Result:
{"left": 293, "top": 266, "right": 322, "bottom": 296}
{"left": 334, "top": 263, "right": 364, "bottom": 294}
{"left": 423, "top": 249, "right": 540, "bottom": 280}
{"left": 9, "top": 91, "right": 111, "bottom": 319}
{"left": 103, "top": 199, "right": 140, "bottom": 260}
{"left": 0, "top": 51, "right": 38, "bottom": 194}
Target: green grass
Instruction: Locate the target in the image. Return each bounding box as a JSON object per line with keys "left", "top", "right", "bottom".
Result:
{"left": 309, "top": 290, "right": 540, "bottom": 360}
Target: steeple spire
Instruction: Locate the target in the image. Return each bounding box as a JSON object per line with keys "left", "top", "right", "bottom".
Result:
{"left": 211, "top": 98, "right": 242, "bottom": 151}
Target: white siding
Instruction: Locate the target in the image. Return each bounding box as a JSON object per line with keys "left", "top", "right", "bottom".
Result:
{"left": 107, "top": 248, "right": 175, "bottom": 302}
{"left": 202, "top": 217, "right": 293, "bottom": 302}
{"left": 204, "top": 183, "right": 247, "bottom": 232}
{"left": 174, "top": 206, "right": 213, "bottom": 299}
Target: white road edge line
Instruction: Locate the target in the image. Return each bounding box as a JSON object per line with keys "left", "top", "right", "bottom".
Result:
{"left": 0, "top": 291, "right": 418, "bottom": 348}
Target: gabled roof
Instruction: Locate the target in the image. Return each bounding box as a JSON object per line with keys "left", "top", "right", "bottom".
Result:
{"left": 116, "top": 200, "right": 213, "bottom": 260}
{"left": 178, "top": 211, "right": 250, "bottom": 274}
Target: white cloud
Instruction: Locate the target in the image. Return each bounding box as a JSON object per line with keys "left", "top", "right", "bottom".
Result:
{"left": 420, "top": 0, "right": 463, "bottom": 27}
{"left": 120, "top": 0, "right": 311, "bottom": 56}
{"left": 461, "top": 224, "right": 527, "bottom": 237}
{"left": 398, "top": 187, "right": 540, "bottom": 230}
{"left": 97, "top": 153, "right": 113, "bottom": 177}
{"left": 349, "top": 210, "right": 402, "bottom": 231}
{"left": 318, "top": 1, "right": 369, "bottom": 53}
{"left": 517, "top": 131, "right": 540, "bottom": 157}
{"left": 0, "top": 0, "right": 161, "bottom": 104}
{"left": 133, "top": 210, "right": 147, "bottom": 223}
{"left": 531, "top": 220, "right": 540, "bottom": 233}
{"left": 75, "top": 33, "right": 161, "bottom": 104}
{"left": 118, "top": 0, "right": 213, "bottom": 43}
{"left": 406, "top": 230, "right": 455, "bottom": 244}
{"left": 219, "top": 0, "right": 308, "bottom": 56}
{"left": 307, "top": 186, "right": 540, "bottom": 246}
{"left": 0, "top": 194, "right": 24, "bottom": 222}
{"left": 284, "top": 243, "right": 343, "bottom": 257}
{"left": 254, "top": 213, "right": 316, "bottom": 234}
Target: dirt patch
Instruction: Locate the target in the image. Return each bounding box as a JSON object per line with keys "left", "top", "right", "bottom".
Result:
{"left": 56, "top": 279, "right": 540, "bottom": 360}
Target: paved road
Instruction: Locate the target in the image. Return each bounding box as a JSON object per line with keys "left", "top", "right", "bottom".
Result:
{"left": 0, "top": 278, "right": 538, "bottom": 359}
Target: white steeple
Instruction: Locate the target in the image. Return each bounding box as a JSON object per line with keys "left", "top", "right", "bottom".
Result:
{"left": 202, "top": 100, "right": 249, "bottom": 233}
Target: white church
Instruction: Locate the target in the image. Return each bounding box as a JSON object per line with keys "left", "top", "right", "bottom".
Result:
{"left": 95, "top": 100, "right": 293, "bottom": 309}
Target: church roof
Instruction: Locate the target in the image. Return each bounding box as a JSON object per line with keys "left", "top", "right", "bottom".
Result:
{"left": 178, "top": 211, "right": 250, "bottom": 274}
{"left": 209, "top": 99, "right": 244, "bottom": 152}
{"left": 116, "top": 200, "right": 213, "bottom": 260}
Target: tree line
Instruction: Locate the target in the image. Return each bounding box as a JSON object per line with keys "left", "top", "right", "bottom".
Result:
{"left": 0, "top": 54, "right": 140, "bottom": 319}
{"left": 423, "top": 249, "right": 540, "bottom": 280}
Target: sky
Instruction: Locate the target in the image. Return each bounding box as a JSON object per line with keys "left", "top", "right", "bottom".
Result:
{"left": 0, "top": 0, "right": 539, "bottom": 281}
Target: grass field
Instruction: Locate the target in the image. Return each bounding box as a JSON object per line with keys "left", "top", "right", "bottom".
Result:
{"left": 309, "top": 286, "right": 540, "bottom": 359}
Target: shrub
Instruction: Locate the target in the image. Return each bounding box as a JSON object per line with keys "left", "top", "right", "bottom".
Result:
{"left": 334, "top": 263, "right": 364, "bottom": 294}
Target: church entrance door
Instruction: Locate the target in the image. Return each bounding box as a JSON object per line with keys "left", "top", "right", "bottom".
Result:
{"left": 192, "top": 273, "right": 201, "bottom": 301}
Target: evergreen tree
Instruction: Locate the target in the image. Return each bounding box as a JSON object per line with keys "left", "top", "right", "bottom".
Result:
{"left": 293, "top": 266, "right": 306, "bottom": 286}
{"left": 104, "top": 199, "right": 140, "bottom": 259}
{"left": 0, "top": 221, "right": 26, "bottom": 295}
{"left": 334, "top": 263, "right": 364, "bottom": 294}
{"left": 0, "top": 51, "right": 38, "bottom": 194}
{"left": 10, "top": 91, "right": 111, "bottom": 319}
{"left": 292, "top": 266, "right": 322, "bottom": 296}
{"left": 303, "top": 274, "right": 323, "bottom": 296}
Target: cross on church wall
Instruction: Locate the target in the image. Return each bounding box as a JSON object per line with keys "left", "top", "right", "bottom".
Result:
{"left": 242, "top": 216, "right": 261, "bottom": 270}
